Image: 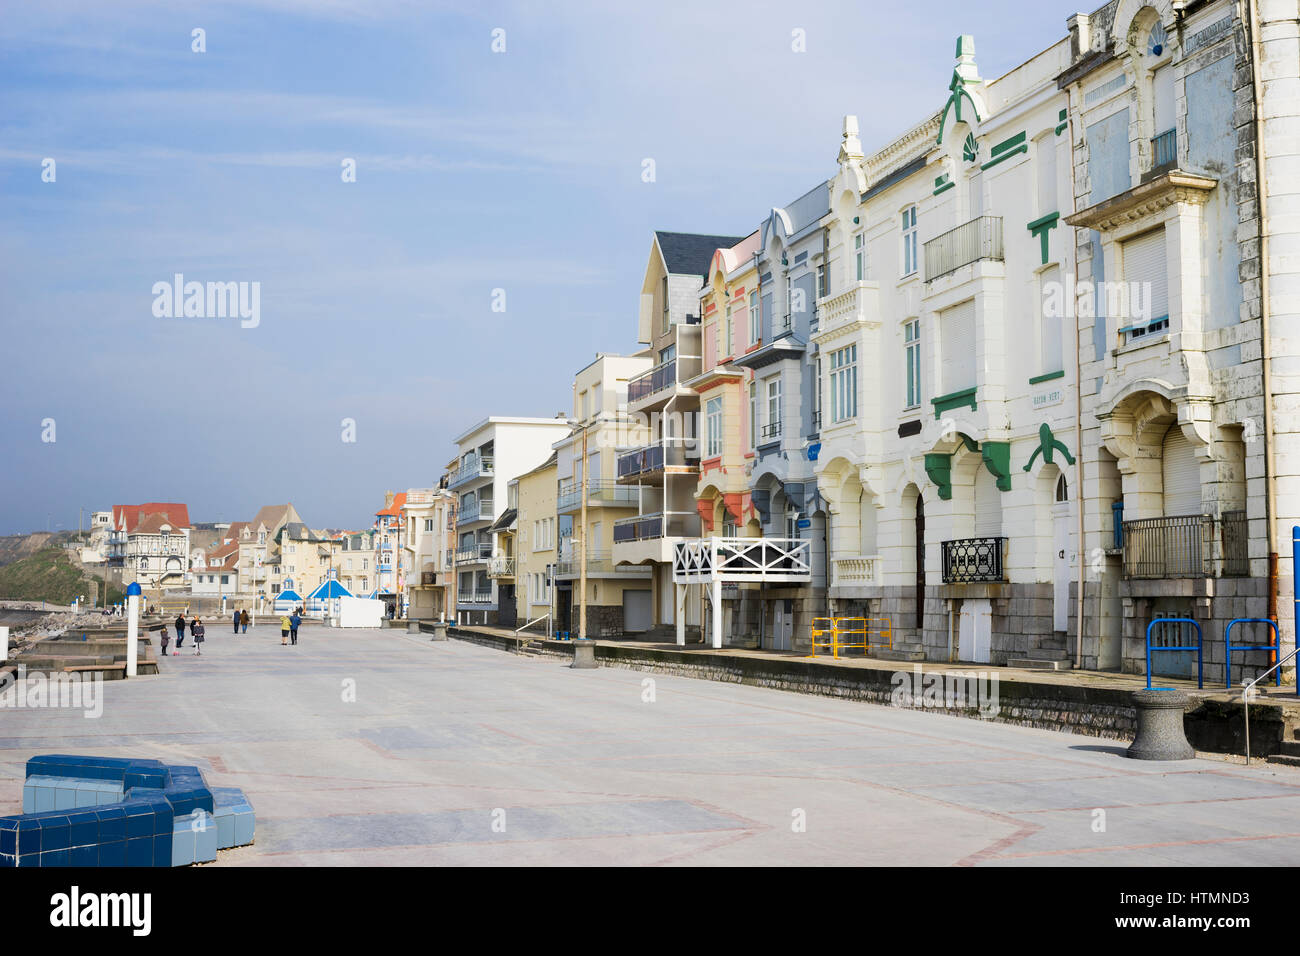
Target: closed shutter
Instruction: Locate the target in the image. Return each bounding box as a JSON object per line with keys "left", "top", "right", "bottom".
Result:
{"left": 941, "top": 299, "right": 977, "bottom": 393}
{"left": 761, "top": 293, "right": 773, "bottom": 339}
{"left": 1153, "top": 66, "right": 1175, "bottom": 134}
{"left": 974, "top": 469, "right": 1002, "bottom": 536}
{"left": 1123, "top": 228, "right": 1168, "bottom": 321}
{"left": 1161, "top": 426, "right": 1201, "bottom": 515}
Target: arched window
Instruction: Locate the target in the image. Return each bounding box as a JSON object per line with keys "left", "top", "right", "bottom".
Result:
{"left": 1055, "top": 474, "right": 1069, "bottom": 503}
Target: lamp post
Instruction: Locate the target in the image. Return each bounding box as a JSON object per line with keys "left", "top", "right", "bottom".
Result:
{"left": 125, "top": 581, "right": 141, "bottom": 678}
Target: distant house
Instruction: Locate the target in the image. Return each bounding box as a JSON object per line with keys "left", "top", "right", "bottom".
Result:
{"left": 108, "top": 502, "right": 192, "bottom": 590}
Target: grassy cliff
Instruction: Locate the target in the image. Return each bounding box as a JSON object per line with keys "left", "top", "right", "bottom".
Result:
{"left": 0, "top": 548, "right": 123, "bottom": 605}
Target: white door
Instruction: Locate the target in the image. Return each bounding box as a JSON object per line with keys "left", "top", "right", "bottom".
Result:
{"left": 1053, "top": 510, "right": 1070, "bottom": 632}
{"left": 772, "top": 601, "right": 792, "bottom": 651}
{"left": 958, "top": 599, "right": 992, "bottom": 663}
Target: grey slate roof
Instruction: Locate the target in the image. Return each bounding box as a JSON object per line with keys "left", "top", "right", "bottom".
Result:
{"left": 655, "top": 231, "right": 745, "bottom": 279}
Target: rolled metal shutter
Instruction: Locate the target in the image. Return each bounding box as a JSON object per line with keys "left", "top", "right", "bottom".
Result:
{"left": 1123, "top": 228, "right": 1168, "bottom": 320}
{"left": 941, "top": 299, "right": 977, "bottom": 393}
{"left": 1161, "top": 426, "right": 1201, "bottom": 515}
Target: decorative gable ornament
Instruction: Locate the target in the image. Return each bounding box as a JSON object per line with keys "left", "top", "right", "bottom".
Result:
{"left": 936, "top": 35, "right": 987, "bottom": 145}
{"left": 963, "top": 131, "right": 979, "bottom": 163}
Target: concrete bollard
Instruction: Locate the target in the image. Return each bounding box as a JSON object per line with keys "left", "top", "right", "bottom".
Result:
{"left": 1126, "top": 688, "right": 1195, "bottom": 760}
{"left": 407, "top": 620, "right": 421, "bottom": 635}
{"left": 571, "top": 639, "right": 598, "bottom": 669}
{"left": 429, "top": 621, "right": 448, "bottom": 642}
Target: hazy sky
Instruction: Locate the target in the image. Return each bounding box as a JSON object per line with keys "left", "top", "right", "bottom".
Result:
{"left": 0, "top": 0, "right": 1077, "bottom": 534}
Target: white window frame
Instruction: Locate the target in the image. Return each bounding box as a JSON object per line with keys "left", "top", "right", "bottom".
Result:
{"left": 901, "top": 206, "right": 918, "bottom": 277}
{"left": 706, "top": 396, "right": 723, "bottom": 457}
{"left": 904, "top": 319, "right": 922, "bottom": 409}
{"left": 748, "top": 290, "right": 759, "bottom": 346}
{"left": 829, "top": 344, "right": 858, "bottom": 423}
{"left": 854, "top": 232, "right": 867, "bottom": 281}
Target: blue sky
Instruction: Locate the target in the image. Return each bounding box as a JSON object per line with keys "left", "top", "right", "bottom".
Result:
{"left": 0, "top": 0, "right": 1077, "bottom": 534}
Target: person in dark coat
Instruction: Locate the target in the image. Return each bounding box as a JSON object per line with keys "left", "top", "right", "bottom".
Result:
{"left": 192, "top": 619, "right": 206, "bottom": 656}
{"left": 289, "top": 611, "right": 301, "bottom": 646}
{"left": 240, "top": 609, "right": 250, "bottom": 633}
{"left": 232, "top": 608, "right": 240, "bottom": 633}
{"left": 174, "top": 613, "right": 186, "bottom": 650}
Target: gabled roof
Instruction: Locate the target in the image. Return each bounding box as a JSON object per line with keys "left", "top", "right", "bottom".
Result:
{"left": 655, "top": 231, "right": 745, "bottom": 279}
{"left": 250, "top": 503, "right": 299, "bottom": 533}
{"left": 376, "top": 492, "right": 407, "bottom": 517}
{"left": 113, "top": 503, "right": 191, "bottom": 532}
{"left": 489, "top": 508, "right": 518, "bottom": 533}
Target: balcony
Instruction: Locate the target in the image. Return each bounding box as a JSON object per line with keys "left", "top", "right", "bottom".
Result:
{"left": 673, "top": 537, "right": 811, "bottom": 584}
{"left": 456, "top": 497, "right": 495, "bottom": 526}
{"left": 831, "top": 555, "right": 882, "bottom": 589}
{"left": 455, "top": 542, "right": 493, "bottom": 564}
{"left": 616, "top": 439, "right": 700, "bottom": 482}
{"left": 628, "top": 359, "right": 676, "bottom": 404}
{"left": 759, "top": 420, "right": 782, "bottom": 442}
{"left": 815, "top": 281, "right": 879, "bottom": 337}
{"left": 924, "top": 215, "right": 1004, "bottom": 283}
{"left": 1121, "top": 512, "right": 1248, "bottom": 580}
{"left": 1151, "top": 128, "right": 1176, "bottom": 172}
{"left": 457, "top": 588, "right": 495, "bottom": 605}
{"left": 613, "top": 511, "right": 702, "bottom": 543}
{"left": 487, "top": 556, "right": 514, "bottom": 578}
{"left": 443, "top": 552, "right": 454, "bottom": 570}
{"left": 448, "top": 454, "right": 494, "bottom": 490}
{"left": 557, "top": 479, "right": 641, "bottom": 513}
{"left": 941, "top": 537, "right": 1007, "bottom": 584}
{"left": 555, "top": 551, "right": 654, "bottom": 579}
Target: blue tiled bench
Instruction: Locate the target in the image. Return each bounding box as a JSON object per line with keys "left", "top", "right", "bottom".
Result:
{"left": 0, "top": 755, "right": 254, "bottom": 867}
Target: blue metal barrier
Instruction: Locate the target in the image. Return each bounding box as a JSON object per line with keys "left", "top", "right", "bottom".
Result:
{"left": 1145, "top": 617, "right": 1203, "bottom": 689}
{"left": 1225, "top": 618, "right": 1280, "bottom": 689}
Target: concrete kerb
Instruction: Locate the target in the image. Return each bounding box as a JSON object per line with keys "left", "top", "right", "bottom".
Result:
{"left": 445, "top": 625, "right": 1300, "bottom": 757}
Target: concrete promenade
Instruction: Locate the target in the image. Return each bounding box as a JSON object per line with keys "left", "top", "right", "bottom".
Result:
{"left": 3, "top": 623, "right": 1300, "bottom": 865}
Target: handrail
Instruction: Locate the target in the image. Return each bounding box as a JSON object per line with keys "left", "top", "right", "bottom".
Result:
{"left": 1144, "top": 617, "right": 1203, "bottom": 689}
{"left": 1244, "top": 643, "right": 1300, "bottom": 765}
{"left": 1225, "top": 617, "right": 1280, "bottom": 689}
{"left": 514, "top": 614, "right": 551, "bottom": 649}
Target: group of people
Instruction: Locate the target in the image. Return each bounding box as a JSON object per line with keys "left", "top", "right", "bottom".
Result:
{"left": 155, "top": 605, "right": 307, "bottom": 658}
{"left": 160, "top": 612, "right": 206, "bottom": 656}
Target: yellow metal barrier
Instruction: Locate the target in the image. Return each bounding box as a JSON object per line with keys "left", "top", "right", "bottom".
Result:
{"left": 809, "top": 616, "right": 893, "bottom": 658}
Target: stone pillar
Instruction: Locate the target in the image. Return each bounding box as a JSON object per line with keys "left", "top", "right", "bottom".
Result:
{"left": 1126, "top": 688, "right": 1195, "bottom": 760}
{"left": 676, "top": 584, "right": 686, "bottom": 646}
{"left": 572, "top": 638, "right": 597, "bottom": 669}
{"left": 429, "top": 621, "right": 448, "bottom": 641}
{"left": 710, "top": 578, "right": 723, "bottom": 649}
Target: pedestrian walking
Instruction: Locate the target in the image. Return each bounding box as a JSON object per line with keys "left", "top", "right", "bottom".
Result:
{"left": 174, "top": 612, "right": 186, "bottom": 652}
{"left": 240, "top": 609, "right": 250, "bottom": 633}
{"left": 189, "top": 617, "right": 198, "bottom": 642}
{"left": 289, "top": 611, "right": 301, "bottom": 646}
{"left": 280, "top": 615, "right": 291, "bottom": 645}
{"left": 232, "top": 607, "right": 240, "bottom": 634}
{"left": 160, "top": 625, "right": 170, "bottom": 656}
{"left": 192, "top": 619, "right": 205, "bottom": 656}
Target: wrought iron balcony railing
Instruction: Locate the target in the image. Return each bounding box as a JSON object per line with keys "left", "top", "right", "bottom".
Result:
{"left": 941, "top": 537, "right": 1006, "bottom": 583}
{"left": 924, "top": 215, "right": 1004, "bottom": 282}
{"left": 1121, "top": 511, "right": 1248, "bottom": 579}
{"left": 760, "top": 420, "right": 782, "bottom": 441}
{"left": 455, "top": 542, "right": 493, "bottom": 564}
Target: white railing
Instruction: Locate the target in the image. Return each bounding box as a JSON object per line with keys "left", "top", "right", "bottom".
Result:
{"left": 487, "top": 556, "right": 514, "bottom": 577}
{"left": 831, "top": 555, "right": 882, "bottom": 587}
{"left": 673, "top": 537, "right": 811, "bottom": 583}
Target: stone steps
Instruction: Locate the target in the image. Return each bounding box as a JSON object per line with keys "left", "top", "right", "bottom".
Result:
{"left": 1006, "top": 657, "right": 1074, "bottom": 671}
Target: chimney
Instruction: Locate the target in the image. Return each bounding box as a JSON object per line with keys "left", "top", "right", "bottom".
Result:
{"left": 1068, "top": 13, "right": 1091, "bottom": 60}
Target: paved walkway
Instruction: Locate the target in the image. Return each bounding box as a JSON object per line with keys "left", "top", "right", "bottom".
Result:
{"left": 2, "top": 623, "right": 1300, "bottom": 865}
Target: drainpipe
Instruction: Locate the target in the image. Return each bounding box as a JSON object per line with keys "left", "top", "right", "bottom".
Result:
{"left": 1068, "top": 81, "right": 1086, "bottom": 670}
{"left": 1247, "top": 0, "right": 1280, "bottom": 639}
